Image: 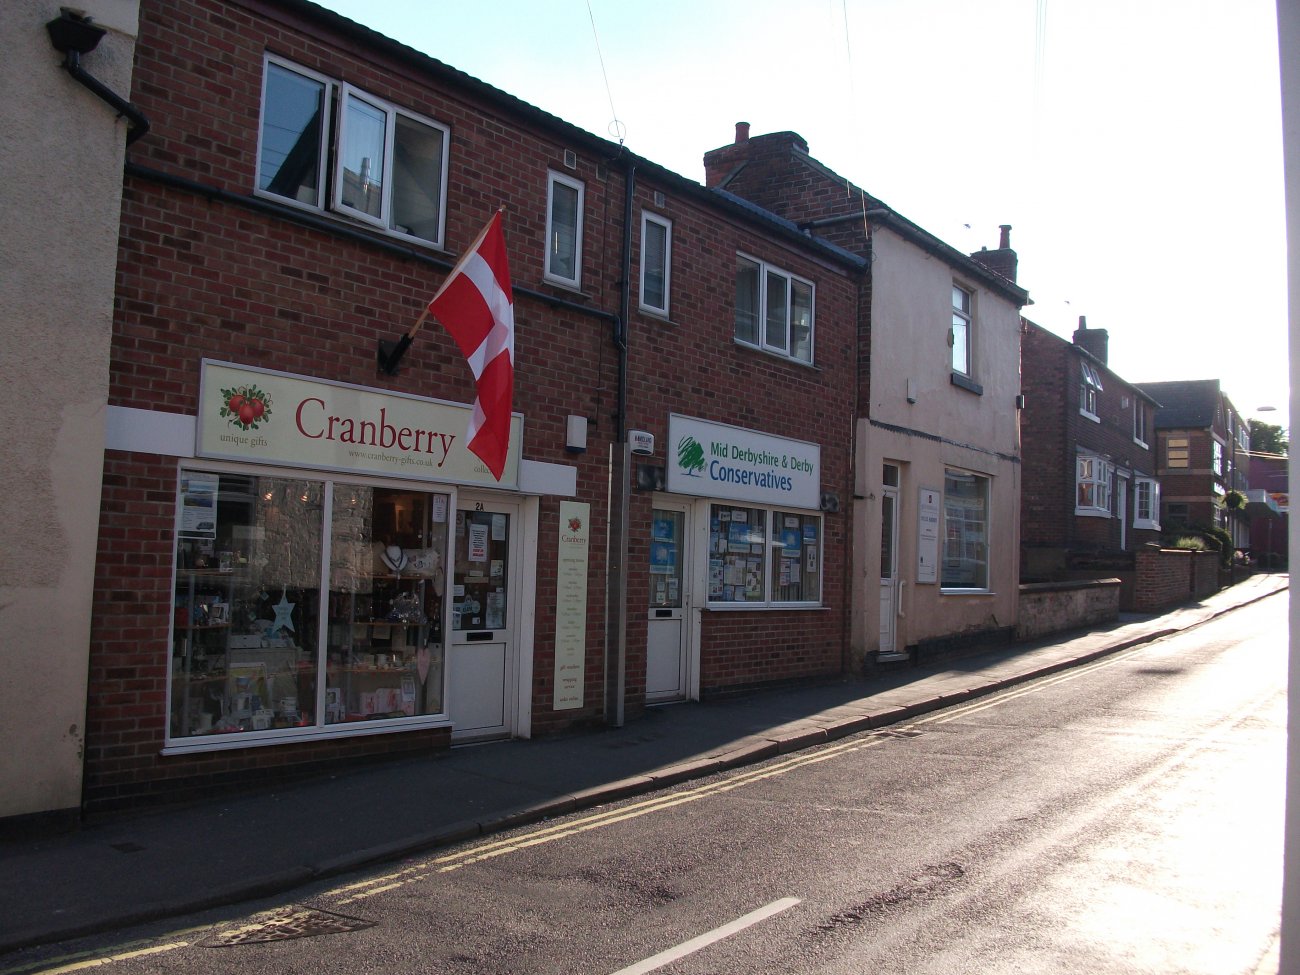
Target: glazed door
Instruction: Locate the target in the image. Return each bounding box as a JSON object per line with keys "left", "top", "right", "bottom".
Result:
{"left": 646, "top": 505, "right": 691, "bottom": 703}
{"left": 449, "top": 497, "right": 520, "bottom": 740}
{"left": 879, "top": 474, "right": 901, "bottom": 655}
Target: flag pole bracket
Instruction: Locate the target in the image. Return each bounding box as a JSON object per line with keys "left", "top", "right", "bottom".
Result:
{"left": 377, "top": 335, "right": 412, "bottom": 376}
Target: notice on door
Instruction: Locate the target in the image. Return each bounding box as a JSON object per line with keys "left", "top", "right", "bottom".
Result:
{"left": 554, "top": 501, "right": 590, "bottom": 710}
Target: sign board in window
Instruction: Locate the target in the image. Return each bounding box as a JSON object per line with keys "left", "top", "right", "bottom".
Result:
{"left": 917, "top": 488, "right": 940, "bottom": 584}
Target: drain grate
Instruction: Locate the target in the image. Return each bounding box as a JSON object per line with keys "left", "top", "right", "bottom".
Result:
{"left": 201, "top": 906, "right": 375, "bottom": 946}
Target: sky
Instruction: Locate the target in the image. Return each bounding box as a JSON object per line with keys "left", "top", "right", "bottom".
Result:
{"left": 316, "top": 0, "right": 1289, "bottom": 424}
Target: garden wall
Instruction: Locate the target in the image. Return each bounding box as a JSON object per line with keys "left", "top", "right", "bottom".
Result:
{"left": 1016, "top": 578, "right": 1121, "bottom": 641}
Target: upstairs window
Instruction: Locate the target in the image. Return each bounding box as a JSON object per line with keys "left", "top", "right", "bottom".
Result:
{"left": 545, "top": 171, "right": 585, "bottom": 289}
{"left": 258, "top": 59, "right": 330, "bottom": 208}
{"left": 951, "top": 285, "right": 972, "bottom": 375}
{"left": 1212, "top": 440, "right": 1225, "bottom": 477}
{"left": 734, "top": 255, "right": 814, "bottom": 363}
{"left": 639, "top": 211, "right": 672, "bottom": 316}
{"left": 1133, "top": 400, "right": 1149, "bottom": 446}
{"left": 1166, "top": 436, "right": 1190, "bottom": 468}
{"left": 257, "top": 57, "right": 449, "bottom": 248}
{"left": 1079, "top": 361, "right": 1104, "bottom": 421}
{"left": 1076, "top": 453, "right": 1112, "bottom": 515}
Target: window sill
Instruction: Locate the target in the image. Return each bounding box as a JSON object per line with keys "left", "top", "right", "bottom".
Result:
{"left": 162, "top": 714, "right": 450, "bottom": 754}
{"left": 733, "top": 339, "right": 820, "bottom": 371}
{"left": 1079, "top": 409, "right": 1101, "bottom": 423}
{"left": 1134, "top": 520, "right": 1161, "bottom": 531}
{"left": 1075, "top": 507, "right": 1112, "bottom": 518}
{"left": 939, "top": 588, "right": 995, "bottom": 596}
{"left": 251, "top": 188, "right": 447, "bottom": 253}
{"left": 704, "top": 603, "right": 828, "bottom": 612}
{"left": 949, "top": 372, "right": 983, "bottom": 395}
{"left": 542, "top": 274, "right": 585, "bottom": 294}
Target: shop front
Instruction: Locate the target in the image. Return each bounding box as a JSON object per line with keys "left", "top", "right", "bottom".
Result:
{"left": 114, "top": 361, "right": 555, "bottom": 767}
{"left": 646, "top": 415, "right": 831, "bottom": 701}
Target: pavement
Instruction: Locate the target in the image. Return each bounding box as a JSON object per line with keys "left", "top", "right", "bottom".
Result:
{"left": 0, "top": 572, "right": 1288, "bottom": 956}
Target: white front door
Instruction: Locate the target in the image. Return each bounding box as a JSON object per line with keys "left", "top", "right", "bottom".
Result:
{"left": 1116, "top": 472, "right": 1129, "bottom": 550}
{"left": 449, "top": 496, "right": 520, "bottom": 741}
{"left": 646, "top": 504, "right": 691, "bottom": 703}
{"left": 878, "top": 476, "right": 902, "bottom": 656}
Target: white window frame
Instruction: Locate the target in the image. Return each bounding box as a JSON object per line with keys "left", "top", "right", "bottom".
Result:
{"left": 545, "top": 170, "right": 585, "bottom": 289}
{"left": 1212, "top": 439, "right": 1225, "bottom": 477}
{"left": 256, "top": 56, "right": 450, "bottom": 249}
{"left": 1076, "top": 452, "right": 1112, "bottom": 516}
{"left": 1133, "top": 400, "right": 1149, "bottom": 447}
{"left": 951, "top": 284, "right": 973, "bottom": 376}
{"left": 734, "top": 253, "right": 815, "bottom": 363}
{"left": 332, "top": 85, "right": 450, "bottom": 247}
{"left": 639, "top": 211, "right": 672, "bottom": 317}
{"left": 256, "top": 56, "right": 333, "bottom": 212}
{"left": 705, "top": 503, "right": 823, "bottom": 608}
{"left": 1079, "top": 361, "right": 1104, "bottom": 422}
{"left": 1134, "top": 477, "right": 1161, "bottom": 530}
{"left": 940, "top": 469, "right": 990, "bottom": 592}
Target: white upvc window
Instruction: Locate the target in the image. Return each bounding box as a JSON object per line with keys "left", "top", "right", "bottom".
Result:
{"left": 951, "top": 285, "right": 972, "bottom": 375}
{"left": 257, "top": 58, "right": 332, "bottom": 210}
{"left": 256, "top": 56, "right": 449, "bottom": 248}
{"left": 734, "top": 254, "right": 815, "bottom": 363}
{"left": 706, "top": 505, "right": 822, "bottom": 607}
{"left": 639, "top": 211, "right": 672, "bottom": 316}
{"left": 1076, "top": 452, "right": 1112, "bottom": 515}
{"left": 1213, "top": 439, "right": 1225, "bottom": 477}
{"left": 1133, "top": 400, "right": 1149, "bottom": 447}
{"left": 333, "top": 86, "right": 449, "bottom": 245}
{"left": 1134, "top": 477, "right": 1161, "bottom": 529}
{"left": 1079, "top": 361, "right": 1104, "bottom": 421}
{"left": 941, "top": 469, "right": 990, "bottom": 591}
{"left": 545, "top": 171, "right": 585, "bottom": 289}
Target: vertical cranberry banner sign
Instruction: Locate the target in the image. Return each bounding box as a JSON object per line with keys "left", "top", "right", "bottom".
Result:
{"left": 553, "top": 501, "right": 590, "bottom": 710}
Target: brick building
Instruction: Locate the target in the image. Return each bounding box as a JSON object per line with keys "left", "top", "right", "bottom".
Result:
{"left": 78, "top": 0, "right": 862, "bottom": 813}
{"left": 703, "top": 126, "right": 1029, "bottom": 666}
{"left": 1137, "top": 379, "right": 1252, "bottom": 550}
{"left": 1019, "top": 317, "right": 1162, "bottom": 585}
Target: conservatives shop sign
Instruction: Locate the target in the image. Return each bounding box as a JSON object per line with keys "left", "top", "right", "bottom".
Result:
{"left": 666, "top": 414, "right": 820, "bottom": 509}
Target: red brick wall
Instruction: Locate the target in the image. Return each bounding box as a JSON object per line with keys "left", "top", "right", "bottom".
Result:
{"left": 88, "top": 0, "right": 859, "bottom": 805}
{"left": 1133, "top": 547, "right": 1219, "bottom": 611}
{"left": 1019, "top": 321, "right": 1160, "bottom": 559}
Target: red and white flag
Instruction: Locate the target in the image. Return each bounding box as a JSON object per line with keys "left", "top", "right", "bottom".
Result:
{"left": 427, "top": 211, "right": 515, "bottom": 481}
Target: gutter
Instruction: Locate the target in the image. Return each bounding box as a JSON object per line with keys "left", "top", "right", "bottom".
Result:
{"left": 46, "top": 11, "right": 150, "bottom": 146}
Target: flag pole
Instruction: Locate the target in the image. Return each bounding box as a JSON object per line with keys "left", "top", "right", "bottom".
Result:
{"left": 378, "top": 207, "right": 506, "bottom": 376}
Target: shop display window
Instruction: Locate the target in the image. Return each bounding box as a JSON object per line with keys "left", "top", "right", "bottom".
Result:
{"left": 770, "top": 511, "right": 820, "bottom": 602}
{"left": 707, "top": 504, "right": 822, "bottom": 606}
{"left": 169, "top": 471, "right": 449, "bottom": 745}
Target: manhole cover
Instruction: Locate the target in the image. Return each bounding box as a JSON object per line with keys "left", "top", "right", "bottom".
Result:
{"left": 201, "top": 906, "right": 375, "bottom": 946}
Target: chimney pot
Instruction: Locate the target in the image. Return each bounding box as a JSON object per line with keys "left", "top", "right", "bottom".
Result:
{"left": 999, "top": 224, "right": 1012, "bottom": 248}
{"left": 1078, "top": 315, "right": 1087, "bottom": 330}
{"left": 735, "top": 121, "right": 750, "bottom": 144}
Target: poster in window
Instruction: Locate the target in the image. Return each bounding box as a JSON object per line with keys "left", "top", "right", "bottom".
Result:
{"left": 469, "top": 523, "right": 489, "bottom": 561}
{"left": 805, "top": 545, "right": 818, "bottom": 574}
{"left": 709, "top": 560, "right": 724, "bottom": 598}
{"left": 649, "top": 541, "right": 676, "bottom": 574}
{"left": 728, "top": 521, "right": 751, "bottom": 553}
{"left": 431, "top": 494, "right": 448, "bottom": 523}
{"left": 652, "top": 517, "right": 675, "bottom": 541}
{"left": 485, "top": 591, "right": 505, "bottom": 629}
{"left": 180, "top": 475, "right": 219, "bottom": 538}
{"left": 781, "top": 528, "right": 801, "bottom": 555}
{"left": 491, "top": 514, "right": 506, "bottom": 541}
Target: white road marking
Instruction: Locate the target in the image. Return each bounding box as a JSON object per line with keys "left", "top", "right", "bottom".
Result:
{"left": 606, "top": 897, "right": 801, "bottom": 975}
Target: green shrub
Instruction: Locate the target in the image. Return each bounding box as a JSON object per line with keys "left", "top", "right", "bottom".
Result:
{"left": 1168, "top": 536, "right": 1208, "bottom": 552}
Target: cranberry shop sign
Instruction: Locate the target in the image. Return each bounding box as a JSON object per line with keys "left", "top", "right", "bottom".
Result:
{"left": 196, "top": 361, "right": 521, "bottom": 488}
{"left": 666, "top": 414, "right": 820, "bottom": 509}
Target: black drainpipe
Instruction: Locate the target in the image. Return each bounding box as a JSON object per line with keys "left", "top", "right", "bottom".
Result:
{"left": 605, "top": 149, "right": 635, "bottom": 728}
{"left": 46, "top": 11, "right": 150, "bottom": 146}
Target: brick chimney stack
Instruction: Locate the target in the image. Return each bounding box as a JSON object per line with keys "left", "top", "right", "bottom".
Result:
{"left": 1072, "top": 315, "right": 1110, "bottom": 365}
{"left": 969, "top": 224, "right": 1018, "bottom": 282}
{"left": 735, "top": 121, "right": 750, "bottom": 143}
